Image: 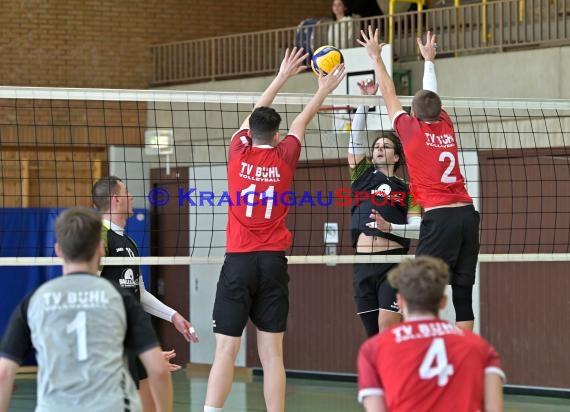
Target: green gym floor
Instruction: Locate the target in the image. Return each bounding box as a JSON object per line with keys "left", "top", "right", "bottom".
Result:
{"left": 8, "top": 369, "right": 570, "bottom": 411}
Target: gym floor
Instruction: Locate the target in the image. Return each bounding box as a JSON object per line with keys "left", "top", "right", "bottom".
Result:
{"left": 8, "top": 369, "right": 570, "bottom": 411}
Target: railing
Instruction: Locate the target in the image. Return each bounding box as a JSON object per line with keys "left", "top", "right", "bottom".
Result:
{"left": 150, "top": 0, "right": 570, "bottom": 86}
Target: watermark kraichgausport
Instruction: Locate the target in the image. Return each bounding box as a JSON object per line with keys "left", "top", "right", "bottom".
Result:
{"left": 147, "top": 187, "right": 421, "bottom": 208}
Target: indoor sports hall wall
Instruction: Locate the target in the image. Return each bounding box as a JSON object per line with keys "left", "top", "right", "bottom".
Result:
{"left": 174, "top": 44, "right": 570, "bottom": 100}
{"left": 0, "top": 0, "right": 331, "bottom": 89}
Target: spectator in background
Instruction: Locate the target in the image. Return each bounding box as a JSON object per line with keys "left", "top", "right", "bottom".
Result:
{"left": 328, "top": 0, "right": 355, "bottom": 49}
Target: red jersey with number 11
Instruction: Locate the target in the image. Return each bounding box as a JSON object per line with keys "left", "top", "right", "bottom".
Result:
{"left": 358, "top": 318, "right": 505, "bottom": 412}
{"left": 226, "top": 129, "right": 301, "bottom": 252}
{"left": 393, "top": 110, "right": 472, "bottom": 208}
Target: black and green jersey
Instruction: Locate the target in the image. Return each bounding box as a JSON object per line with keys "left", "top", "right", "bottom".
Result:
{"left": 350, "top": 157, "right": 420, "bottom": 248}
{"left": 100, "top": 222, "right": 141, "bottom": 301}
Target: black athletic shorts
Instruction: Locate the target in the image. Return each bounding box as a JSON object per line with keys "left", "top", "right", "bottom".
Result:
{"left": 353, "top": 249, "right": 407, "bottom": 314}
{"left": 416, "top": 204, "right": 480, "bottom": 286}
{"left": 127, "top": 350, "right": 148, "bottom": 388}
{"left": 212, "top": 251, "right": 289, "bottom": 337}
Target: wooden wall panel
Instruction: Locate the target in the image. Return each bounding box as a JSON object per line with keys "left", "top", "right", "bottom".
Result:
{"left": 480, "top": 262, "right": 570, "bottom": 388}
{"left": 150, "top": 167, "right": 191, "bottom": 365}
{"left": 0, "top": 100, "right": 146, "bottom": 147}
{"left": 479, "top": 149, "right": 570, "bottom": 388}
{"left": 0, "top": 147, "right": 105, "bottom": 208}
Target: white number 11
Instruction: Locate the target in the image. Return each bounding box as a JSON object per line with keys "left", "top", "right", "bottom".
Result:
{"left": 243, "top": 183, "right": 274, "bottom": 219}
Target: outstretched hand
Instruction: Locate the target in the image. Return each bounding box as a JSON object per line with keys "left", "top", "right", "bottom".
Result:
{"left": 417, "top": 31, "right": 437, "bottom": 62}
{"left": 317, "top": 63, "right": 346, "bottom": 93}
{"left": 357, "top": 78, "right": 379, "bottom": 96}
{"left": 278, "top": 47, "right": 309, "bottom": 80}
{"left": 357, "top": 27, "right": 386, "bottom": 62}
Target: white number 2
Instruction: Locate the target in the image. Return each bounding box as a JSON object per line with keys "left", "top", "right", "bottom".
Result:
{"left": 243, "top": 183, "right": 274, "bottom": 219}
{"left": 419, "top": 338, "right": 454, "bottom": 386}
{"left": 439, "top": 151, "right": 457, "bottom": 183}
{"left": 66, "top": 311, "right": 88, "bottom": 361}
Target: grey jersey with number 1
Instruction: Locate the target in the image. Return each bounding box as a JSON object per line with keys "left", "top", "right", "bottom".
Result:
{"left": 0, "top": 274, "right": 159, "bottom": 412}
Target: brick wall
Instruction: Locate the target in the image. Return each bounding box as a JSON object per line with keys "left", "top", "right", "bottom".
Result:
{"left": 0, "top": 0, "right": 331, "bottom": 89}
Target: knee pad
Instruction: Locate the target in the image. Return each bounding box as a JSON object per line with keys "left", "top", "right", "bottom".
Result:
{"left": 359, "top": 311, "right": 380, "bottom": 337}
{"left": 452, "top": 284, "right": 474, "bottom": 322}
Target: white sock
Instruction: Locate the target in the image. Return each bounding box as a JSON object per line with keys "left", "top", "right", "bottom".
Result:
{"left": 204, "top": 406, "right": 222, "bottom": 412}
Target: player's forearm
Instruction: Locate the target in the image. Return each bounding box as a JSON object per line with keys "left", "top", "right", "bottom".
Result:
{"left": 372, "top": 57, "right": 396, "bottom": 99}
{"left": 0, "top": 380, "right": 12, "bottom": 412}
{"left": 422, "top": 61, "right": 438, "bottom": 93}
{"left": 0, "top": 360, "right": 18, "bottom": 412}
{"left": 371, "top": 57, "right": 402, "bottom": 120}
{"left": 484, "top": 374, "right": 504, "bottom": 412}
{"left": 140, "top": 348, "right": 173, "bottom": 412}
{"left": 140, "top": 288, "right": 177, "bottom": 322}
{"left": 289, "top": 88, "right": 329, "bottom": 137}
{"left": 0, "top": 385, "right": 11, "bottom": 412}
{"left": 349, "top": 105, "right": 368, "bottom": 155}
{"left": 363, "top": 396, "right": 387, "bottom": 412}
{"left": 389, "top": 215, "right": 422, "bottom": 239}
{"left": 255, "top": 74, "right": 289, "bottom": 109}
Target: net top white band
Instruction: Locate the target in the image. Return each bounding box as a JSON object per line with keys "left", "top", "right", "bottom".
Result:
{"left": 1, "top": 86, "right": 569, "bottom": 111}
{"left": 2, "top": 254, "right": 570, "bottom": 266}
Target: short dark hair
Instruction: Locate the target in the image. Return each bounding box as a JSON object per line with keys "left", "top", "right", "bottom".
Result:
{"left": 55, "top": 208, "right": 102, "bottom": 263}
{"left": 249, "top": 107, "right": 281, "bottom": 145}
{"left": 412, "top": 90, "right": 442, "bottom": 122}
{"left": 388, "top": 256, "right": 449, "bottom": 315}
{"left": 371, "top": 132, "right": 404, "bottom": 173}
{"left": 92, "top": 176, "right": 123, "bottom": 212}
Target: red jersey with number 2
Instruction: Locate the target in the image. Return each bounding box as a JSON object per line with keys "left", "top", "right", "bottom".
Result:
{"left": 393, "top": 110, "right": 472, "bottom": 208}
{"left": 226, "top": 129, "right": 301, "bottom": 252}
{"left": 358, "top": 319, "right": 505, "bottom": 412}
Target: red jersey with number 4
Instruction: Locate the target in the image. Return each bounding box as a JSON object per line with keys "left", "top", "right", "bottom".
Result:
{"left": 358, "top": 319, "right": 505, "bottom": 412}
{"left": 393, "top": 110, "right": 472, "bottom": 208}
{"left": 226, "top": 129, "right": 301, "bottom": 252}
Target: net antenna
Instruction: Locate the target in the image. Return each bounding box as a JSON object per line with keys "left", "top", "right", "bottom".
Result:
{"left": 145, "top": 128, "right": 174, "bottom": 175}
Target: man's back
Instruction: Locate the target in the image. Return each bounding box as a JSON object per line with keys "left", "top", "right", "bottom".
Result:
{"left": 393, "top": 110, "right": 472, "bottom": 208}
{"left": 358, "top": 318, "right": 504, "bottom": 412}
{"left": 226, "top": 129, "right": 301, "bottom": 252}
{"left": 26, "top": 275, "right": 140, "bottom": 411}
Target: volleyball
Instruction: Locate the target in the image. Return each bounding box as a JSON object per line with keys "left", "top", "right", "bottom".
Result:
{"left": 311, "top": 45, "right": 344, "bottom": 76}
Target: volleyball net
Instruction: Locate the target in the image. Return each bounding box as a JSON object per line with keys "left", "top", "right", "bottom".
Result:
{"left": 0, "top": 87, "right": 569, "bottom": 265}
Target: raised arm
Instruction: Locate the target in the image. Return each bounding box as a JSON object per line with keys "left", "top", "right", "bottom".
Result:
{"left": 239, "top": 47, "right": 308, "bottom": 130}
{"left": 288, "top": 64, "right": 346, "bottom": 141}
{"left": 418, "top": 31, "right": 438, "bottom": 93}
{"left": 348, "top": 79, "right": 378, "bottom": 168}
{"left": 357, "top": 27, "right": 403, "bottom": 122}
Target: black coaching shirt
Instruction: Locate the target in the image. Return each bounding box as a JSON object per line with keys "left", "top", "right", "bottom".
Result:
{"left": 0, "top": 274, "right": 158, "bottom": 412}
{"left": 350, "top": 158, "right": 420, "bottom": 249}
{"left": 100, "top": 220, "right": 141, "bottom": 301}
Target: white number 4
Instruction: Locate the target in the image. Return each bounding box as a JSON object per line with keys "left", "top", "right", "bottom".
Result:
{"left": 419, "top": 338, "right": 454, "bottom": 386}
